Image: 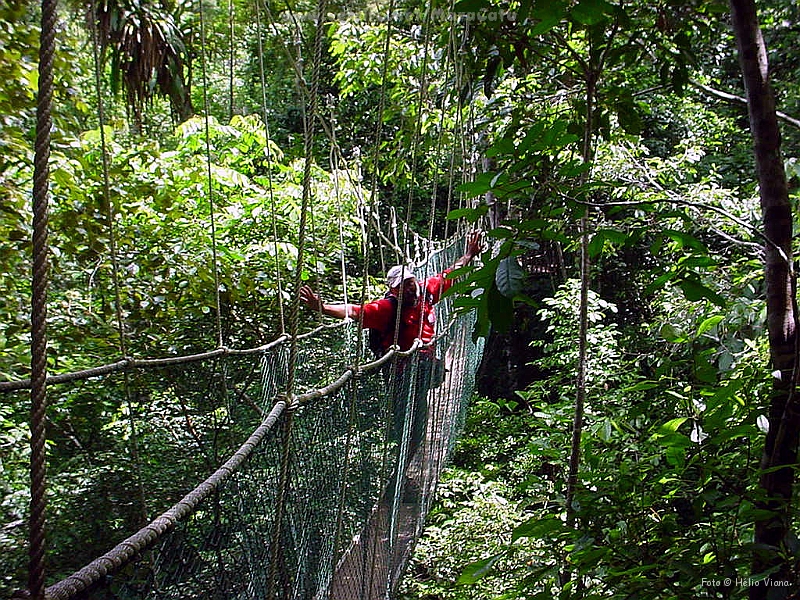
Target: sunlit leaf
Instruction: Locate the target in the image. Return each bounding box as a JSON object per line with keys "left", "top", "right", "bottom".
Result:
{"left": 457, "top": 553, "right": 504, "bottom": 584}
{"left": 696, "top": 315, "right": 723, "bottom": 336}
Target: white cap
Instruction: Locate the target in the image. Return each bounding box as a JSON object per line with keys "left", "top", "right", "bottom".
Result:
{"left": 386, "top": 265, "right": 415, "bottom": 288}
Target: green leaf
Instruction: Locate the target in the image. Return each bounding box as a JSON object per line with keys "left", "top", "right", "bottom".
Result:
{"left": 677, "top": 278, "right": 725, "bottom": 307}
{"left": 487, "top": 137, "right": 515, "bottom": 157}
{"left": 530, "top": 1, "right": 567, "bottom": 36}
{"left": 516, "top": 218, "right": 550, "bottom": 232}
{"left": 488, "top": 281, "right": 514, "bottom": 332}
{"left": 678, "top": 255, "right": 717, "bottom": 268}
{"left": 457, "top": 174, "right": 493, "bottom": 197}
{"left": 738, "top": 507, "right": 778, "bottom": 524}
{"left": 660, "top": 323, "right": 686, "bottom": 343}
{"left": 588, "top": 232, "right": 605, "bottom": 257}
{"left": 616, "top": 100, "right": 643, "bottom": 135}
{"left": 516, "top": 0, "right": 533, "bottom": 22}
{"left": 571, "top": 0, "right": 612, "bottom": 25}
{"left": 658, "top": 417, "right": 688, "bottom": 434}
{"left": 662, "top": 229, "right": 707, "bottom": 252}
{"left": 622, "top": 380, "right": 660, "bottom": 392}
{"left": 496, "top": 257, "right": 524, "bottom": 299}
{"left": 558, "top": 160, "right": 592, "bottom": 178}
{"left": 696, "top": 315, "right": 723, "bottom": 337}
{"left": 512, "top": 516, "right": 568, "bottom": 542}
{"left": 447, "top": 205, "right": 489, "bottom": 223}
{"left": 665, "top": 444, "right": 687, "bottom": 467}
{"left": 453, "top": 0, "right": 490, "bottom": 12}
{"left": 458, "top": 553, "right": 504, "bottom": 584}
{"left": 487, "top": 226, "right": 515, "bottom": 239}
{"left": 645, "top": 270, "right": 677, "bottom": 295}
{"left": 587, "top": 229, "right": 628, "bottom": 257}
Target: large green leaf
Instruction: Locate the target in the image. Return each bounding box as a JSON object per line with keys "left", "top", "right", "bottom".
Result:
{"left": 696, "top": 315, "right": 724, "bottom": 336}
{"left": 488, "top": 281, "right": 514, "bottom": 333}
{"left": 511, "top": 516, "right": 568, "bottom": 542}
{"left": 495, "top": 256, "right": 524, "bottom": 299}
{"left": 677, "top": 277, "right": 725, "bottom": 307}
{"left": 530, "top": 0, "right": 567, "bottom": 36}
{"left": 457, "top": 552, "right": 504, "bottom": 584}
{"left": 453, "top": 0, "right": 491, "bottom": 12}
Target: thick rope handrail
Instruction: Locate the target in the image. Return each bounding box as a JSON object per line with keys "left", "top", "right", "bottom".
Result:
{"left": 0, "top": 323, "right": 343, "bottom": 392}
{"left": 29, "top": 0, "right": 58, "bottom": 592}
{"left": 28, "top": 399, "right": 288, "bottom": 600}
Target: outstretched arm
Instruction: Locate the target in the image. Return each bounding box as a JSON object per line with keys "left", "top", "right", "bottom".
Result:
{"left": 299, "top": 285, "right": 356, "bottom": 319}
{"left": 449, "top": 230, "right": 483, "bottom": 270}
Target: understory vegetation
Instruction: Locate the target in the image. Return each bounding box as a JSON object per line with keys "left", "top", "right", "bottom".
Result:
{"left": 3, "top": 0, "right": 800, "bottom": 598}
{"left": 402, "top": 276, "right": 769, "bottom": 598}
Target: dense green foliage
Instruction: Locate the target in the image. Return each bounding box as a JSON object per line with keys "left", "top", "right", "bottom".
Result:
{"left": 2, "top": 0, "right": 800, "bottom": 597}
{"left": 403, "top": 273, "right": 770, "bottom": 598}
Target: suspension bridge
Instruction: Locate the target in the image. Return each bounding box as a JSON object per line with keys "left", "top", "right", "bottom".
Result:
{"left": 5, "top": 234, "right": 483, "bottom": 600}
{"left": 1, "top": 0, "right": 495, "bottom": 595}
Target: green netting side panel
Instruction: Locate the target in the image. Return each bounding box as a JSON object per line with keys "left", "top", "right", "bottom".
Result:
{"left": 136, "top": 433, "right": 285, "bottom": 600}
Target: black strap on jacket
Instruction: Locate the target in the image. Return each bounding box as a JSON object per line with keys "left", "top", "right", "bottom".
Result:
{"left": 368, "top": 294, "right": 398, "bottom": 357}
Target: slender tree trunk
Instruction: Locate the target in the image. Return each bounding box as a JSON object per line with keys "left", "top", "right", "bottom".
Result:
{"left": 729, "top": 1, "right": 796, "bottom": 596}
{"left": 561, "top": 69, "right": 597, "bottom": 594}
{"left": 565, "top": 70, "right": 596, "bottom": 529}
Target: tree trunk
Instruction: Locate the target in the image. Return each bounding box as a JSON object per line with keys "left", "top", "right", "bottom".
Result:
{"left": 729, "top": 1, "right": 796, "bottom": 596}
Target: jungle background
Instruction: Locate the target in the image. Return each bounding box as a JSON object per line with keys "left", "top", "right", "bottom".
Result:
{"left": 2, "top": 0, "right": 800, "bottom": 598}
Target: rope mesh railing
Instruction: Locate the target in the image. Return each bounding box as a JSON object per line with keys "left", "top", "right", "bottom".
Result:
{"left": 8, "top": 233, "right": 483, "bottom": 600}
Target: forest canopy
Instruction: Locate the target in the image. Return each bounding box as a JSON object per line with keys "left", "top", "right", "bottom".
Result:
{"left": 2, "top": 0, "right": 800, "bottom": 598}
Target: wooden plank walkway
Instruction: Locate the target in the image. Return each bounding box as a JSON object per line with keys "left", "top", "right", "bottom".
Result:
{"left": 324, "top": 354, "right": 463, "bottom": 600}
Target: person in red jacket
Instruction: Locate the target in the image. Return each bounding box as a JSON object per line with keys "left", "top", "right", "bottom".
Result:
{"left": 299, "top": 232, "right": 482, "bottom": 470}
{"left": 299, "top": 231, "right": 480, "bottom": 350}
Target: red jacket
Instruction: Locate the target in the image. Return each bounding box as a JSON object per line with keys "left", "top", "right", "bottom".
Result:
{"left": 353, "top": 270, "right": 453, "bottom": 352}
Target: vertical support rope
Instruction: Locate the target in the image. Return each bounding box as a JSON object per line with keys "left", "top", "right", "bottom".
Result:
{"left": 443, "top": 7, "right": 464, "bottom": 241}
{"left": 197, "top": 0, "right": 225, "bottom": 348}
{"left": 402, "top": 1, "right": 434, "bottom": 240}
{"left": 357, "top": 0, "right": 396, "bottom": 365}
{"left": 267, "top": 400, "right": 294, "bottom": 600}
{"left": 329, "top": 378, "right": 359, "bottom": 590}
{"left": 426, "top": 4, "right": 456, "bottom": 248}
{"left": 329, "top": 111, "right": 352, "bottom": 314}
{"left": 254, "top": 0, "right": 286, "bottom": 334}
{"left": 29, "top": 0, "right": 58, "bottom": 595}
{"left": 255, "top": 0, "right": 286, "bottom": 335}
{"left": 228, "top": 0, "right": 235, "bottom": 121}
{"left": 286, "top": 0, "right": 326, "bottom": 394}
{"left": 266, "top": 2, "right": 326, "bottom": 596}
{"left": 87, "top": 0, "right": 150, "bottom": 526}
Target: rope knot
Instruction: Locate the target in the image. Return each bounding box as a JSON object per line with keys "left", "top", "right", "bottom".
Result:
{"left": 277, "top": 393, "right": 299, "bottom": 412}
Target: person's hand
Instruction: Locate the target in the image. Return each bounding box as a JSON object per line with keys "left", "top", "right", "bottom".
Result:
{"left": 299, "top": 285, "right": 323, "bottom": 312}
{"left": 465, "top": 230, "right": 483, "bottom": 260}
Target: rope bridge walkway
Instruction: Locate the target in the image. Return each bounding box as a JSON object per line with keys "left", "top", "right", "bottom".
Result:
{"left": 9, "top": 0, "right": 488, "bottom": 595}
{"left": 7, "top": 236, "right": 484, "bottom": 600}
